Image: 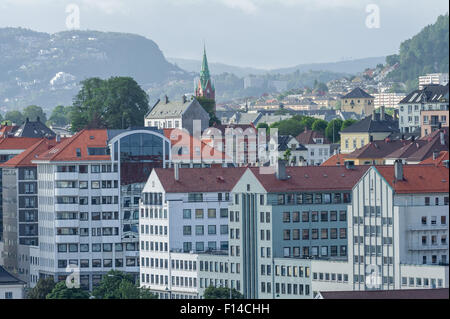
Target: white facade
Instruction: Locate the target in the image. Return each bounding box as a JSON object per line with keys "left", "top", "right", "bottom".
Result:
{"left": 373, "top": 93, "right": 406, "bottom": 109}
{"left": 0, "top": 283, "right": 24, "bottom": 299}
{"left": 398, "top": 100, "right": 448, "bottom": 133}
{"left": 139, "top": 169, "right": 231, "bottom": 299}
{"left": 348, "top": 166, "right": 449, "bottom": 291}
{"left": 304, "top": 142, "right": 332, "bottom": 166}
{"left": 419, "top": 73, "right": 449, "bottom": 89}
{"left": 35, "top": 161, "right": 140, "bottom": 290}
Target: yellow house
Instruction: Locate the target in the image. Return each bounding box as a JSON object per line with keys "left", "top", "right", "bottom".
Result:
{"left": 341, "top": 87, "right": 375, "bottom": 116}
{"left": 340, "top": 107, "right": 399, "bottom": 153}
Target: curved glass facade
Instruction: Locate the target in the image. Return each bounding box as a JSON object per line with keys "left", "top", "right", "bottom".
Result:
{"left": 109, "top": 130, "right": 170, "bottom": 241}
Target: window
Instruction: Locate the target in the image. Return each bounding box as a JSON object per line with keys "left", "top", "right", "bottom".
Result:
{"left": 292, "top": 212, "right": 300, "bottom": 223}
{"left": 183, "top": 209, "right": 191, "bottom": 219}
{"left": 283, "top": 212, "right": 290, "bottom": 223}
{"left": 183, "top": 226, "right": 192, "bottom": 236}
{"left": 195, "top": 225, "right": 204, "bottom": 236}
{"left": 195, "top": 209, "right": 204, "bottom": 219}
{"left": 302, "top": 211, "right": 309, "bottom": 222}
{"left": 425, "top": 197, "right": 430, "bottom": 206}
{"left": 320, "top": 211, "right": 328, "bottom": 222}
{"left": 208, "top": 209, "right": 216, "bottom": 218}
{"left": 220, "top": 209, "right": 228, "bottom": 218}
{"left": 339, "top": 211, "right": 347, "bottom": 221}
{"left": 283, "top": 229, "right": 290, "bottom": 240}
{"left": 208, "top": 225, "right": 216, "bottom": 235}
{"left": 311, "top": 211, "right": 318, "bottom": 222}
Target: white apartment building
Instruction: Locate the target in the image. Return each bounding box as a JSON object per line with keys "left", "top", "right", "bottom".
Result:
{"left": 139, "top": 167, "right": 245, "bottom": 299}
{"left": 31, "top": 128, "right": 171, "bottom": 290}
{"left": 373, "top": 92, "right": 406, "bottom": 109}
{"left": 419, "top": 73, "right": 449, "bottom": 89}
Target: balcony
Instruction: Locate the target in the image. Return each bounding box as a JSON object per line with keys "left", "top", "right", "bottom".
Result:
{"left": 409, "top": 244, "right": 448, "bottom": 251}
{"left": 407, "top": 224, "right": 448, "bottom": 231}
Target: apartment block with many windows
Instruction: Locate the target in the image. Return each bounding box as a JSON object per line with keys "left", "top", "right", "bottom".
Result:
{"left": 31, "top": 128, "right": 170, "bottom": 290}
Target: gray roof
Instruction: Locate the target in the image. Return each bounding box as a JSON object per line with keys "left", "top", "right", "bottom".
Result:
{"left": 341, "top": 87, "right": 374, "bottom": 99}
{"left": 146, "top": 97, "right": 202, "bottom": 119}
{"left": 399, "top": 84, "right": 449, "bottom": 104}
{"left": 319, "top": 288, "right": 449, "bottom": 299}
{"left": 341, "top": 113, "right": 399, "bottom": 133}
{"left": 0, "top": 266, "right": 26, "bottom": 286}
{"left": 229, "top": 112, "right": 262, "bottom": 125}
{"left": 13, "top": 118, "right": 56, "bottom": 138}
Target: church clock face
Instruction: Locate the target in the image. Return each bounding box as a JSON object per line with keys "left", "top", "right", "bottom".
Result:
{"left": 207, "top": 89, "right": 210, "bottom": 94}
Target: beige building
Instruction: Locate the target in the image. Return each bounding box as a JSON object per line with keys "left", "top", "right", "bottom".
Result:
{"left": 341, "top": 87, "right": 375, "bottom": 116}
{"left": 421, "top": 110, "right": 449, "bottom": 136}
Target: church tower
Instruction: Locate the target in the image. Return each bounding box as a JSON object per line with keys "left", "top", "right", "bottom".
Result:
{"left": 195, "top": 45, "right": 215, "bottom": 101}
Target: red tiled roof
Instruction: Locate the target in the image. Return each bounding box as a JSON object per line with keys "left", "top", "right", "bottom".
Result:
{"left": 153, "top": 167, "right": 247, "bottom": 193}
{"left": 295, "top": 129, "right": 330, "bottom": 145}
{"left": 0, "top": 137, "right": 43, "bottom": 150}
{"left": 249, "top": 165, "right": 369, "bottom": 192}
{"left": 376, "top": 165, "right": 449, "bottom": 194}
{"left": 419, "top": 151, "right": 449, "bottom": 166}
{"left": 1, "top": 139, "right": 61, "bottom": 167}
{"left": 349, "top": 139, "right": 411, "bottom": 159}
{"left": 35, "top": 129, "right": 110, "bottom": 162}
{"left": 321, "top": 153, "right": 348, "bottom": 166}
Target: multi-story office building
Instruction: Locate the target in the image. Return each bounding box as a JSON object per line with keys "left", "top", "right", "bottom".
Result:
{"left": 348, "top": 162, "right": 449, "bottom": 292}
{"left": 139, "top": 167, "right": 245, "bottom": 299}
{"left": 398, "top": 84, "right": 449, "bottom": 133}
{"left": 30, "top": 128, "right": 171, "bottom": 290}
{"left": 139, "top": 163, "right": 449, "bottom": 299}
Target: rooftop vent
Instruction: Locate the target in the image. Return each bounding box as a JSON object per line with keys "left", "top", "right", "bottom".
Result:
{"left": 345, "top": 160, "right": 355, "bottom": 170}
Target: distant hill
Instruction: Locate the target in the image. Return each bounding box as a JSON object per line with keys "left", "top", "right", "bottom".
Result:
{"left": 169, "top": 56, "right": 386, "bottom": 77}
{"left": 0, "top": 28, "right": 185, "bottom": 112}
{"left": 386, "top": 13, "right": 449, "bottom": 86}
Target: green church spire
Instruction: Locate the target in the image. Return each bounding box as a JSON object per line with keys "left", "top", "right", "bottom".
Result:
{"left": 200, "top": 44, "right": 211, "bottom": 90}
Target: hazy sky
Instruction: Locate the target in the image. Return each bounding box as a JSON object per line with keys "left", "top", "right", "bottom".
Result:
{"left": 0, "top": 0, "right": 448, "bottom": 68}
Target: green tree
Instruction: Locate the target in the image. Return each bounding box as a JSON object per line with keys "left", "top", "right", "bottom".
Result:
{"left": 325, "top": 118, "right": 343, "bottom": 143}
{"left": 48, "top": 105, "right": 72, "bottom": 127}
{"left": 203, "top": 286, "right": 244, "bottom": 299}
{"left": 256, "top": 122, "right": 269, "bottom": 130}
{"left": 46, "top": 281, "right": 90, "bottom": 299}
{"left": 22, "top": 105, "right": 47, "bottom": 123}
{"left": 271, "top": 118, "right": 305, "bottom": 137}
{"left": 70, "top": 77, "right": 149, "bottom": 131}
{"left": 341, "top": 119, "right": 358, "bottom": 131}
{"left": 4, "top": 110, "right": 24, "bottom": 125}
{"left": 300, "top": 116, "right": 316, "bottom": 130}
{"left": 27, "top": 278, "right": 56, "bottom": 299}
{"left": 311, "top": 119, "right": 328, "bottom": 133}
{"left": 92, "top": 270, "right": 157, "bottom": 299}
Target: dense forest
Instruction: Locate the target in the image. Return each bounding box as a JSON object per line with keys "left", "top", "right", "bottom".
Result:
{"left": 386, "top": 14, "right": 449, "bottom": 88}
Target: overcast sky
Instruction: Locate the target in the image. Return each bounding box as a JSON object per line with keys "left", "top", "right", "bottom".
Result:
{"left": 0, "top": 0, "right": 448, "bottom": 68}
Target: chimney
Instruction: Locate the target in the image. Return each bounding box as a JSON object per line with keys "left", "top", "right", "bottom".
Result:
{"left": 26, "top": 117, "right": 29, "bottom": 123}
{"left": 401, "top": 134, "right": 405, "bottom": 140}
{"left": 56, "top": 134, "right": 61, "bottom": 143}
{"left": 276, "top": 159, "right": 287, "bottom": 180}
{"left": 411, "top": 135, "right": 415, "bottom": 142}
{"left": 165, "top": 95, "right": 169, "bottom": 104}
{"left": 432, "top": 150, "right": 440, "bottom": 160}
{"left": 182, "top": 95, "right": 187, "bottom": 104}
{"left": 37, "top": 116, "right": 40, "bottom": 122}
{"left": 174, "top": 163, "right": 179, "bottom": 181}
{"left": 372, "top": 109, "right": 377, "bottom": 121}
{"left": 440, "top": 131, "right": 445, "bottom": 145}
{"left": 394, "top": 160, "right": 403, "bottom": 181}
{"left": 380, "top": 105, "right": 385, "bottom": 121}
{"left": 369, "top": 135, "right": 373, "bottom": 142}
